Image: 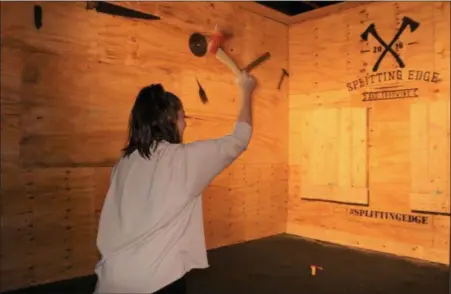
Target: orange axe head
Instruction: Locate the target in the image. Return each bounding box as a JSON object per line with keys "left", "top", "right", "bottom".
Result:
{"left": 207, "top": 30, "right": 225, "bottom": 55}
{"left": 206, "top": 28, "right": 241, "bottom": 77}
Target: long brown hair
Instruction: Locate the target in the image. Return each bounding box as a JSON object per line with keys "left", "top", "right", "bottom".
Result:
{"left": 122, "top": 84, "right": 182, "bottom": 159}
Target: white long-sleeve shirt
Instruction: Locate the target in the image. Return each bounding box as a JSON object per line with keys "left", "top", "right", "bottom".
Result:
{"left": 94, "top": 122, "right": 252, "bottom": 293}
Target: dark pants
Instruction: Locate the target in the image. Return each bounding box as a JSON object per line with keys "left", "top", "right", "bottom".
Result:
{"left": 154, "top": 276, "right": 187, "bottom": 294}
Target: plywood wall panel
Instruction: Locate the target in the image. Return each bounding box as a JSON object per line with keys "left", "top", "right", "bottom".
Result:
{"left": 203, "top": 162, "right": 288, "bottom": 249}
{"left": 410, "top": 100, "right": 450, "bottom": 214}
{"left": 369, "top": 102, "right": 411, "bottom": 195}
{"left": 1, "top": 47, "right": 22, "bottom": 174}
{"left": 289, "top": 1, "right": 450, "bottom": 264}
{"left": 1, "top": 2, "right": 288, "bottom": 291}
{"left": 20, "top": 132, "right": 126, "bottom": 168}
{"left": 297, "top": 107, "right": 368, "bottom": 205}
{"left": 434, "top": 2, "right": 450, "bottom": 94}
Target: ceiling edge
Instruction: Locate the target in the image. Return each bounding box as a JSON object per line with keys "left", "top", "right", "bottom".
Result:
{"left": 238, "top": 2, "right": 292, "bottom": 25}
{"left": 239, "top": 2, "right": 372, "bottom": 26}
{"left": 288, "top": 1, "right": 370, "bottom": 25}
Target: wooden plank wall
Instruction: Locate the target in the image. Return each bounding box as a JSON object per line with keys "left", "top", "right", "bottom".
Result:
{"left": 288, "top": 1, "right": 450, "bottom": 264}
{"left": 0, "top": 2, "right": 289, "bottom": 291}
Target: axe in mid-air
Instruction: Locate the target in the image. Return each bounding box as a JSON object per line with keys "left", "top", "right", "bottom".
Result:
{"left": 207, "top": 29, "right": 242, "bottom": 77}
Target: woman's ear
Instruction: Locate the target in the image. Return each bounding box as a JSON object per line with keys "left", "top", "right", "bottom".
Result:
{"left": 167, "top": 109, "right": 179, "bottom": 123}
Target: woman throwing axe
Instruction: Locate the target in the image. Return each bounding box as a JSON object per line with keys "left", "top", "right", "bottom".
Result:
{"left": 94, "top": 71, "right": 256, "bottom": 294}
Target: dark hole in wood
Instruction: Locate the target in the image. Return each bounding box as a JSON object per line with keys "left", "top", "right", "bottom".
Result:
{"left": 34, "top": 5, "right": 42, "bottom": 29}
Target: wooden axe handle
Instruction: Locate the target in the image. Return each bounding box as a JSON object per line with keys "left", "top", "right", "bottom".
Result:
{"left": 216, "top": 48, "right": 242, "bottom": 77}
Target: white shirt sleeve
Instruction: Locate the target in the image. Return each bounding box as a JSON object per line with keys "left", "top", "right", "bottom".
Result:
{"left": 175, "top": 122, "right": 252, "bottom": 198}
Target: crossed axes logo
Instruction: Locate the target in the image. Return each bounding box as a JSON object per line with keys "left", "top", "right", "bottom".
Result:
{"left": 361, "top": 16, "right": 420, "bottom": 72}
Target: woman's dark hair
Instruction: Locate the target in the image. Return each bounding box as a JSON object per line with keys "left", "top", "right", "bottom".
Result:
{"left": 122, "top": 84, "right": 183, "bottom": 159}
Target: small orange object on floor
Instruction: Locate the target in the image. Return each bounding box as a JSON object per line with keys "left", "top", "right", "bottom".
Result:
{"left": 310, "top": 265, "right": 323, "bottom": 276}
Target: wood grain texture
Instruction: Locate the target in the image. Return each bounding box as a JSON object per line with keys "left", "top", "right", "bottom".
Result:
{"left": 0, "top": 2, "right": 288, "bottom": 291}
{"left": 288, "top": 1, "right": 450, "bottom": 264}
{"left": 298, "top": 107, "right": 369, "bottom": 204}
{"left": 410, "top": 100, "right": 450, "bottom": 214}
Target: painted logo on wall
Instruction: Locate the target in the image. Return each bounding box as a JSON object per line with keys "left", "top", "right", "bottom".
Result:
{"left": 349, "top": 209, "right": 429, "bottom": 225}
{"left": 345, "top": 16, "right": 441, "bottom": 101}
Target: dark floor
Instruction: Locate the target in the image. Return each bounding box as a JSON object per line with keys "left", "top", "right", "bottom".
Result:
{"left": 6, "top": 234, "right": 449, "bottom": 294}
